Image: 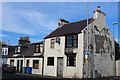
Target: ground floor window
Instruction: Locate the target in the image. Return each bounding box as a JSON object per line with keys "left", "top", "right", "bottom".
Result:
{"left": 33, "top": 60, "right": 39, "bottom": 69}
{"left": 67, "top": 55, "right": 76, "bottom": 66}
{"left": 10, "top": 60, "right": 14, "bottom": 66}
{"left": 47, "top": 57, "right": 54, "bottom": 66}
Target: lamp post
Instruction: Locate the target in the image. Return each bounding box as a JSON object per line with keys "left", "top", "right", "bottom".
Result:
{"left": 113, "top": 22, "right": 117, "bottom": 76}
{"left": 113, "top": 22, "right": 117, "bottom": 38}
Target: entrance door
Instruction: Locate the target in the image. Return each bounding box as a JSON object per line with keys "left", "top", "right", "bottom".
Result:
{"left": 17, "top": 60, "right": 19, "bottom": 72}
{"left": 20, "top": 60, "right": 23, "bottom": 73}
{"left": 57, "top": 57, "right": 63, "bottom": 77}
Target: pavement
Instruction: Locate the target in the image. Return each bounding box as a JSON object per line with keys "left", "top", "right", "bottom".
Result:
{"left": 1, "top": 73, "right": 120, "bottom": 80}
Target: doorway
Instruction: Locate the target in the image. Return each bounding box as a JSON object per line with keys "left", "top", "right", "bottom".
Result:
{"left": 20, "top": 60, "right": 23, "bottom": 73}
{"left": 57, "top": 57, "right": 63, "bottom": 77}
{"left": 17, "top": 60, "right": 19, "bottom": 72}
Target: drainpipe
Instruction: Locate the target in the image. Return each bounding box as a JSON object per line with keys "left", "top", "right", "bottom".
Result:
{"left": 42, "top": 40, "right": 45, "bottom": 75}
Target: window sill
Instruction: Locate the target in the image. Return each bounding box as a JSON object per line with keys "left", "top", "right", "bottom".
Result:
{"left": 47, "top": 65, "right": 54, "bottom": 66}
{"left": 33, "top": 68, "right": 39, "bottom": 69}
{"left": 67, "top": 66, "right": 76, "bottom": 67}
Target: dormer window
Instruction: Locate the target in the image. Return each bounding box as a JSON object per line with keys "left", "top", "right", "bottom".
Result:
{"left": 15, "top": 47, "right": 17, "bottom": 54}
{"left": 14, "top": 46, "right": 21, "bottom": 54}
{"left": 65, "top": 34, "right": 78, "bottom": 48}
{"left": 35, "top": 43, "right": 43, "bottom": 53}
{"left": 18, "top": 47, "right": 21, "bottom": 53}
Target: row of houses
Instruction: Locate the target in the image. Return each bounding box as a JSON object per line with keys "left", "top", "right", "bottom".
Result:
{"left": 1, "top": 6, "right": 120, "bottom": 78}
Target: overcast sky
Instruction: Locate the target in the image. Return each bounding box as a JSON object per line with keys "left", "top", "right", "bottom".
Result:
{"left": 1, "top": 2, "right": 118, "bottom": 45}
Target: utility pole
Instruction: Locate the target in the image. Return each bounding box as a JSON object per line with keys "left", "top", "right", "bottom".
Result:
{"left": 113, "top": 22, "right": 117, "bottom": 76}
{"left": 7, "top": 40, "right": 10, "bottom": 47}
{"left": 85, "top": 0, "right": 89, "bottom": 78}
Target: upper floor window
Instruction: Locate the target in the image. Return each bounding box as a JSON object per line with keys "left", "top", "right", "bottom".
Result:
{"left": 35, "top": 44, "right": 43, "bottom": 53}
{"left": 66, "top": 34, "right": 78, "bottom": 48}
{"left": 15, "top": 47, "right": 18, "bottom": 54}
{"left": 50, "top": 39, "right": 55, "bottom": 48}
{"left": 14, "top": 46, "right": 20, "bottom": 54}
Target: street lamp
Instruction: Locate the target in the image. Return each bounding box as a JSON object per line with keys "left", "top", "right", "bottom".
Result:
{"left": 113, "top": 22, "right": 117, "bottom": 76}
{"left": 113, "top": 22, "right": 117, "bottom": 38}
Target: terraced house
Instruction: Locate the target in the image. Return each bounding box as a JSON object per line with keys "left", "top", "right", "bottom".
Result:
{"left": 4, "top": 36, "right": 44, "bottom": 75}
{"left": 43, "top": 6, "right": 115, "bottom": 78}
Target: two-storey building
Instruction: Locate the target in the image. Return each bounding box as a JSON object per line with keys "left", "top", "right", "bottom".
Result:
{"left": 43, "top": 6, "right": 115, "bottom": 78}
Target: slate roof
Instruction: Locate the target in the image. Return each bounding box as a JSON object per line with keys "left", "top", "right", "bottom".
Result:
{"left": 4, "top": 41, "right": 43, "bottom": 58}
{"left": 45, "top": 18, "right": 94, "bottom": 39}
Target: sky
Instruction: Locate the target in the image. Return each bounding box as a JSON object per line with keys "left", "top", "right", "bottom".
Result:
{"left": 1, "top": 2, "right": 118, "bottom": 45}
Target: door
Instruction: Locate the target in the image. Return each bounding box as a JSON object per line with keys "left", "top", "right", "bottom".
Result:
{"left": 20, "top": 60, "right": 23, "bottom": 73}
{"left": 17, "top": 60, "right": 19, "bottom": 72}
{"left": 57, "top": 57, "right": 63, "bottom": 77}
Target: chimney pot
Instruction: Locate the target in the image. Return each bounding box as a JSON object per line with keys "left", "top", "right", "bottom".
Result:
{"left": 97, "top": 6, "right": 100, "bottom": 10}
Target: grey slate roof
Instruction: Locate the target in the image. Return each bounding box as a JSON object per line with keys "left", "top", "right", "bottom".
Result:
{"left": 45, "top": 18, "right": 94, "bottom": 39}
{"left": 4, "top": 41, "right": 43, "bottom": 58}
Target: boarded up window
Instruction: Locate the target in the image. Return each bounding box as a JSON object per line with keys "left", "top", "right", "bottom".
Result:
{"left": 33, "top": 60, "right": 39, "bottom": 69}
{"left": 35, "top": 44, "right": 40, "bottom": 53}
{"left": 35, "top": 43, "right": 43, "bottom": 53}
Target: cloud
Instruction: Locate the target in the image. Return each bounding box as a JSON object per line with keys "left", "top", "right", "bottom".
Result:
{"left": 30, "top": 38, "right": 43, "bottom": 43}
{"left": 1, "top": 25, "right": 35, "bottom": 35}
{"left": 2, "top": 5, "right": 36, "bottom": 35}
{"left": 0, "top": 34, "right": 7, "bottom": 37}
{"left": 21, "top": 11, "right": 57, "bottom": 30}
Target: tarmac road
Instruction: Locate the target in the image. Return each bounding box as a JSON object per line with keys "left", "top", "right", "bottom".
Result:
{"left": 1, "top": 73, "right": 120, "bottom": 80}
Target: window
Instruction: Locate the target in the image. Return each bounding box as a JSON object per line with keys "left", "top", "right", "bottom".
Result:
{"left": 35, "top": 44, "right": 40, "bottom": 53}
{"left": 66, "top": 34, "right": 78, "bottom": 48}
{"left": 14, "top": 47, "right": 20, "bottom": 54}
{"left": 35, "top": 44, "right": 43, "bottom": 53}
{"left": 18, "top": 47, "right": 21, "bottom": 53}
{"left": 67, "top": 55, "right": 76, "bottom": 66}
{"left": 33, "top": 60, "right": 39, "bottom": 69}
{"left": 2, "top": 49, "right": 4, "bottom": 55}
{"left": 47, "top": 57, "right": 54, "bottom": 66}
{"left": 50, "top": 39, "right": 55, "bottom": 48}
{"left": 15, "top": 47, "right": 17, "bottom": 54}
{"left": 10, "top": 60, "right": 14, "bottom": 66}
{"left": 26, "top": 60, "right": 29, "bottom": 67}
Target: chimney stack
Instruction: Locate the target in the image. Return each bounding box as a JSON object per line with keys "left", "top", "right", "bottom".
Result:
{"left": 93, "top": 6, "right": 106, "bottom": 20}
{"left": 18, "top": 36, "right": 30, "bottom": 46}
{"left": 58, "top": 19, "right": 69, "bottom": 27}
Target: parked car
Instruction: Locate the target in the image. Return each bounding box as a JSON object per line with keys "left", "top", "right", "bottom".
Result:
{"left": 2, "top": 64, "right": 16, "bottom": 73}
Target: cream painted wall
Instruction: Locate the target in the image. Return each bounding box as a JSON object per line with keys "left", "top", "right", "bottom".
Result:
{"left": 44, "top": 33, "right": 84, "bottom": 78}
{"left": 6, "top": 58, "right": 43, "bottom": 75}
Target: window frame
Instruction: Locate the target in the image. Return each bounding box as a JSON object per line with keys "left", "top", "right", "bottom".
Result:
{"left": 50, "top": 39, "right": 55, "bottom": 48}
{"left": 67, "top": 55, "right": 76, "bottom": 67}
{"left": 65, "top": 34, "right": 78, "bottom": 48}
{"left": 35, "top": 43, "right": 43, "bottom": 53}
{"left": 47, "top": 57, "right": 54, "bottom": 66}
{"left": 10, "top": 60, "right": 14, "bottom": 66}
{"left": 33, "top": 60, "right": 39, "bottom": 69}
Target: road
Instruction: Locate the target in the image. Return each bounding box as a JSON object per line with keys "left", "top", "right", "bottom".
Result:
{"left": 1, "top": 73, "right": 120, "bottom": 80}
